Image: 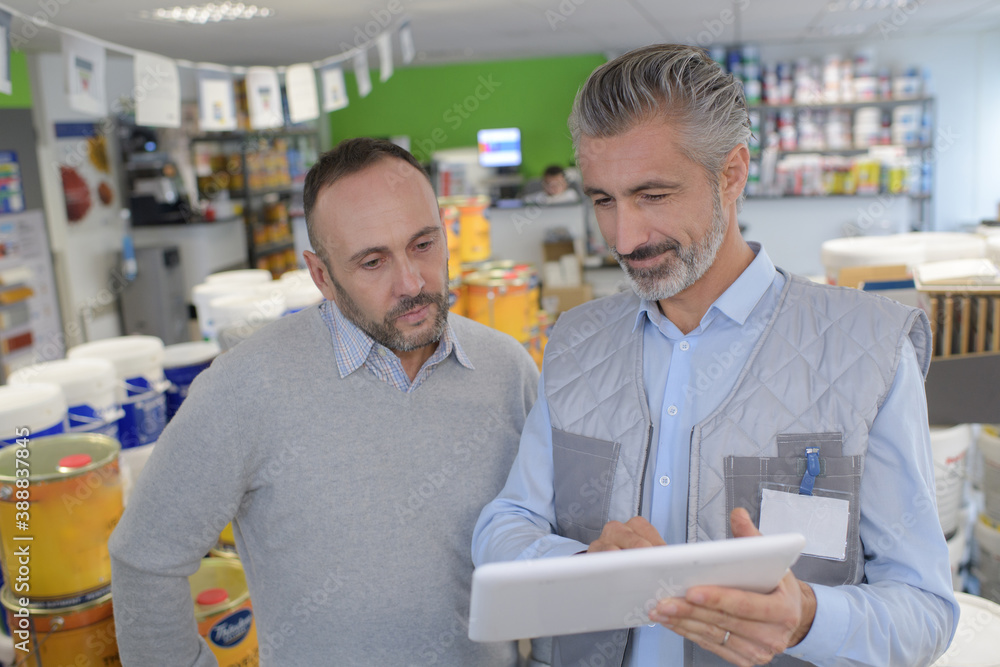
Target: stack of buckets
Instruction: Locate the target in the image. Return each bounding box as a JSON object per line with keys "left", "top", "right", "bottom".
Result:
{"left": 440, "top": 197, "right": 552, "bottom": 369}
{"left": 0, "top": 432, "right": 124, "bottom": 665}
{"left": 192, "top": 269, "right": 322, "bottom": 351}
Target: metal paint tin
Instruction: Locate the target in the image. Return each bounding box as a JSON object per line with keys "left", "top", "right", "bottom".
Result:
{"left": 0, "top": 586, "right": 119, "bottom": 666}
{"left": 0, "top": 433, "right": 122, "bottom": 604}
{"left": 190, "top": 558, "right": 259, "bottom": 666}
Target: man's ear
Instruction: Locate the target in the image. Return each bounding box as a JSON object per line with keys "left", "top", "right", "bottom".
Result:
{"left": 719, "top": 144, "right": 749, "bottom": 207}
{"left": 303, "top": 250, "right": 337, "bottom": 303}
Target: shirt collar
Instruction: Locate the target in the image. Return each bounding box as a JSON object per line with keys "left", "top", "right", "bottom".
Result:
{"left": 632, "top": 241, "right": 775, "bottom": 334}
{"left": 324, "top": 300, "right": 473, "bottom": 379}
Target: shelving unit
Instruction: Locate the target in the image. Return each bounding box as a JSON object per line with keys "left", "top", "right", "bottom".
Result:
{"left": 745, "top": 96, "right": 935, "bottom": 229}
{"left": 190, "top": 129, "right": 319, "bottom": 278}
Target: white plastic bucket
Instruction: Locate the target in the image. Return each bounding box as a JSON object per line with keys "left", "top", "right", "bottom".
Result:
{"left": 210, "top": 288, "right": 286, "bottom": 351}
{"left": 973, "top": 515, "right": 1000, "bottom": 608}
{"left": 820, "top": 234, "right": 925, "bottom": 285}
{"left": 979, "top": 426, "right": 1000, "bottom": 525}
{"left": 163, "top": 341, "right": 221, "bottom": 421}
{"left": 67, "top": 336, "right": 168, "bottom": 451}
{"left": 205, "top": 269, "right": 272, "bottom": 285}
{"left": 0, "top": 383, "right": 67, "bottom": 446}
{"left": 933, "top": 425, "right": 974, "bottom": 537}
{"left": 932, "top": 591, "right": 1000, "bottom": 666}
{"left": 8, "top": 359, "right": 122, "bottom": 440}
{"left": 192, "top": 282, "right": 261, "bottom": 343}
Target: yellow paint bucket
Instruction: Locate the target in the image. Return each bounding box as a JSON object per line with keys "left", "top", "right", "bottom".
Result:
{"left": 448, "top": 278, "right": 466, "bottom": 318}
{"left": 513, "top": 263, "right": 540, "bottom": 330}
{"left": 466, "top": 274, "right": 530, "bottom": 342}
{"left": 0, "top": 433, "right": 122, "bottom": 603}
{"left": 1, "top": 586, "right": 119, "bottom": 666}
{"left": 190, "top": 558, "right": 259, "bottom": 666}
{"left": 442, "top": 195, "right": 491, "bottom": 264}
{"left": 441, "top": 204, "right": 462, "bottom": 282}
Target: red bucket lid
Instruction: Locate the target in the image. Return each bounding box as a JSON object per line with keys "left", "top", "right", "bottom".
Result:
{"left": 196, "top": 587, "right": 229, "bottom": 606}
{"left": 58, "top": 454, "right": 92, "bottom": 469}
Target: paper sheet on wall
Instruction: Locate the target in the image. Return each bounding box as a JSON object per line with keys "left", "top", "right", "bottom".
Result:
{"left": 0, "top": 10, "right": 12, "bottom": 96}
{"left": 399, "top": 21, "right": 415, "bottom": 65}
{"left": 285, "top": 63, "right": 319, "bottom": 123}
{"left": 198, "top": 73, "right": 237, "bottom": 132}
{"left": 377, "top": 32, "right": 393, "bottom": 82}
{"left": 354, "top": 49, "right": 372, "bottom": 98}
{"left": 61, "top": 33, "right": 107, "bottom": 116}
{"left": 245, "top": 66, "right": 283, "bottom": 130}
{"left": 133, "top": 52, "right": 181, "bottom": 128}
{"left": 321, "top": 66, "right": 349, "bottom": 112}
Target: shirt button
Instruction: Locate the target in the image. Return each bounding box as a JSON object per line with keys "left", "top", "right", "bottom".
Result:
{"left": 667, "top": 405, "right": 678, "bottom": 416}
{"left": 679, "top": 341, "right": 690, "bottom": 351}
{"left": 378, "top": 349, "right": 386, "bottom": 357}
{"left": 659, "top": 475, "right": 670, "bottom": 487}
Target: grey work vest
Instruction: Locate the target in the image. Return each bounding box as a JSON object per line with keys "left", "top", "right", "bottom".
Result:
{"left": 540, "top": 269, "right": 931, "bottom": 667}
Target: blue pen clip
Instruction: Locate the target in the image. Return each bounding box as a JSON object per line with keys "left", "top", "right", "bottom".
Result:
{"left": 799, "top": 447, "right": 821, "bottom": 496}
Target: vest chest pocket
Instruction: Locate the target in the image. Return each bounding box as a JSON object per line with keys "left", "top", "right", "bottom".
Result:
{"left": 723, "top": 432, "right": 865, "bottom": 587}
{"left": 551, "top": 429, "right": 620, "bottom": 546}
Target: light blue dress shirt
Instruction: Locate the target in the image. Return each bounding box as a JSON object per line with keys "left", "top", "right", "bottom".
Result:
{"left": 472, "top": 245, "right": 958, "bottom": 666}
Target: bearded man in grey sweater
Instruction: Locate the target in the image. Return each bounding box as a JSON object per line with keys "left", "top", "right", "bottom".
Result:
{"left": 109, "top": 138, "right": 539, "bottom": 666}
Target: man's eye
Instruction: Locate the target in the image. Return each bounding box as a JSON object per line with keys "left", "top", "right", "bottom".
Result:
{"left": 362, "top": 258, "right": 382, "bottom": 269}
{"left": 415, "top": 241, "right": 432, "bottom": 251}
{"left": 593, "top": 197, "right": 613, "bottom": 207}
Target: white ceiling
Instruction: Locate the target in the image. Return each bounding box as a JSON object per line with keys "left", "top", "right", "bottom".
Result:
{"left": 3, "top": 0, "right": 999, "bottom": 67}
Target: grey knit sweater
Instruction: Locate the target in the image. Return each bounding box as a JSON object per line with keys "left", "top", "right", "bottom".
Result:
{"left": 109, "top": 306, "right": 539, "bottom": 666}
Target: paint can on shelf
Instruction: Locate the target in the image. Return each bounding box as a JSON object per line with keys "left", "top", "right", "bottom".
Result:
{"left": 931, "top": 591, "right": 1000, "bottom": 666}
{"left": 974, "top": 514, "right": 1000, "bottom": 606}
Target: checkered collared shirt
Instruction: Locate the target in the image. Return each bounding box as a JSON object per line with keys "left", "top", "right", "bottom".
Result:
{"left": 319, "top": 299, "right": 474, "bottom": 393}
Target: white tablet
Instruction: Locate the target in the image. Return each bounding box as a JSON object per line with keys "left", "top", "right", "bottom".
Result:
{"left": 468, "top": 533, "right": 806, "bottom": 642}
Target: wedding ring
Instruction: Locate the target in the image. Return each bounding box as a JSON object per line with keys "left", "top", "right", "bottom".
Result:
{"left": 722, "top": 630, "right": 731, "bottom": 646}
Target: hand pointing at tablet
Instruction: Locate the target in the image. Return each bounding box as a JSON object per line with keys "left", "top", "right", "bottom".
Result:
{"left": 586, "top": 516, "right": 667, "bottom": 553}
{"left": 649, "top": 508, "right": 817, "bottom": 667}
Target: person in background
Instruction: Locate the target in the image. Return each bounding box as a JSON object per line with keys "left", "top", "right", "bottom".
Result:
{"left": 110, "top": 138, "right": 539, "bottom": 666}
{"left": 526, "top": 165, "right": 581, "bottom": 205}
{"left": 473, "top": 44, "right": 957, "bottom": 667}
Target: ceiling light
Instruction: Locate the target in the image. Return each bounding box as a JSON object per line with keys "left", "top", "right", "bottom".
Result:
{"left": 142, "top": 3, "right": 274, "bottom": 24}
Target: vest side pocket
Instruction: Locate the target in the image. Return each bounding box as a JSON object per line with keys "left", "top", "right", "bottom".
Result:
{"left": 551, "top": 429, "right": 620, "bottom": 546}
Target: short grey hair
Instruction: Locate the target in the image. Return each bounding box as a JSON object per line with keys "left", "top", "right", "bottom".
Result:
{"left": 569, "top": 44, "right": 750, "bottom": 189}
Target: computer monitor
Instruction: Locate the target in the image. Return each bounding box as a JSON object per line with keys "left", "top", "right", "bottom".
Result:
{"left": 477, "top": 128, "right": 521, "bottom": 168}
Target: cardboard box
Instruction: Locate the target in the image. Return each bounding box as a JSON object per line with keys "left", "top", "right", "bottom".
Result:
{"left": 542, "top": 283, "right": 594, "bottom": 316}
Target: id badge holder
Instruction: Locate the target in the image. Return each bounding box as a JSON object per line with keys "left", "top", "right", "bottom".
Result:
{"left": 758, "top": 449, "right": 852, "bottom": 562}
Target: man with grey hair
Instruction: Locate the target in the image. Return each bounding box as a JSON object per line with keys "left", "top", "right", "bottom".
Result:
{"left": 473, "top": 44, "right": 957, "bottom": 667}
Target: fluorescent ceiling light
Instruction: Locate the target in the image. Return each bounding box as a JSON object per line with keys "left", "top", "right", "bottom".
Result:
{"left": 142, "top": 3, "right": 274, "bottom": 24}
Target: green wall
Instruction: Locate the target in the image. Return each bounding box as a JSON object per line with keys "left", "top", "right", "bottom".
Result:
{"left": 0, "top": 51, "right": 32, "bottom": 109}
{"left": 329, "top": 53, "right": 606, "bottom": 178}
